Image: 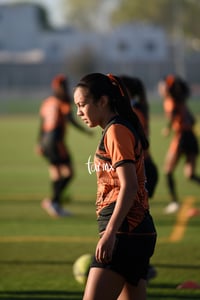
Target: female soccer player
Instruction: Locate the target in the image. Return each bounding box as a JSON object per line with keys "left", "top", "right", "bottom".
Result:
{"left": 74, "top": 73, "right": 157, "bottom": 300}
{"left": 158, "top": 75, "right": 200, "bottom": 214}
{"left": 120, "top": 75, "right": 159, "bottom": 200}
{"left": 36, "top": 74, "right": 90, "bottom": 217}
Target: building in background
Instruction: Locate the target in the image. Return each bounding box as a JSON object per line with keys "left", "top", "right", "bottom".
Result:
{"left": 0, "top": 2, "right": 199, "bottom": 97}
{"left": 0, "top": 3, "right": 168, "bottom": 61}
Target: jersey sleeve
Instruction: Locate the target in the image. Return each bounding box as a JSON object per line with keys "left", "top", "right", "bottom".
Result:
{"left": 104, "top": 124, "right": 136, "bottom": 168}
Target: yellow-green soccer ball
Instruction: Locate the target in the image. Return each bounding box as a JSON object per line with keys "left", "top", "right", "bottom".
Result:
{"left": 72, "top": 254, "right": 92, "bottom": 285}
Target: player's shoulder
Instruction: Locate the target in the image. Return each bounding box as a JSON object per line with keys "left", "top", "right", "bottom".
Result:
{"left": 40, "top": 96, "right": 60, "bottom": 115}
{"left": 106, "top": 123, "right": 135, "bottom": 143}
{"left": 107, "top": 122, "right": 129, "bottom": 133}
{"left": 44, "top": 95, "right": 59, "bottom": 103}
{"left": 42, "top": 96, "right": 60, "bottom": 107}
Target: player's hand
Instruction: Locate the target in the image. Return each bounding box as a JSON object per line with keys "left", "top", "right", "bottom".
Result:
{"left": 95, "top": 233, "right": 115, "bottom": 264}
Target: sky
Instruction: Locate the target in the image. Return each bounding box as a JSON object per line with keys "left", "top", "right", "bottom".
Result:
{"left": 0, "top": 0, "right": 66, "bottom": 27}
{"left": 0, "top": 0, "right": 119, "bottom": 31}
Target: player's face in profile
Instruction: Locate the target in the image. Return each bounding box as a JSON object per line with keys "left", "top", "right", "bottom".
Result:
{"left": 74, "top": 87, "right": 103, "bottom": 128}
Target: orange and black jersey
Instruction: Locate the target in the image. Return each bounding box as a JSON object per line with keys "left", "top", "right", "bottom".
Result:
{"left": 163, "top": 97, "right": 195, "bottom": 133}
{"left": 40, "top": 96, "right": 71, "bottom": 140}
{"left": 94, "top": 116, "right": 149, "bottom": 233}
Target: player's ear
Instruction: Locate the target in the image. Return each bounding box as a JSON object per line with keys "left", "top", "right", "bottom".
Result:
{"left": 99, "top": 95, "right": 109, "bottom": 108}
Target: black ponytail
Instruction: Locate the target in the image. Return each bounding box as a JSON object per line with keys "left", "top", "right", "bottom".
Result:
{"left": 120, "top": 75, "right": 149, "bottom": 120}
{"left": 107, "top": 74, "right": 149, "bottom": 150}
{"left": 166, "top": 75, "right": 190, "bottom": 103}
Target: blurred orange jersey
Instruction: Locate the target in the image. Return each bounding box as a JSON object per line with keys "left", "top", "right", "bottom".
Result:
{"left": 163, "top": 97, "right": 194, "bottom": 133}
{"left": 94, "top": 117, "right": 149, "bottom": 232}
{"left": 40, "top": 96, "right": 71, "bottom": 138}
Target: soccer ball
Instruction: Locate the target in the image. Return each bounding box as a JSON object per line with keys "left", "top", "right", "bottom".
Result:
{"left": 72, "top": 253, "right": 93, "bottom": 285}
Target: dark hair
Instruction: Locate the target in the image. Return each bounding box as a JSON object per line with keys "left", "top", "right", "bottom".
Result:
{"left": 165, "top": 75, "right": 190, "bottom": 103}
{"left": 75, "top": 73, "right": 149, "bottom": 150}
{"left": 120, "top": 75, "right": 149, "bottom": 120}
{"left": 51, "top": 74, "right": 71, "bottom": 103}
{"left": 52, "top": 74, "right": 68, "bottom": 91}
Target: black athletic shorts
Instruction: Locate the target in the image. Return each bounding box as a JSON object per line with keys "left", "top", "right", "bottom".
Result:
{"left": 91, "top": 213, "right": 157, "bottom": 286}
{"left": 179, "top": 130, "right": 199, "bottom": 156}
{"left": 40, "top": 132, "right": 71, "bottom": 165}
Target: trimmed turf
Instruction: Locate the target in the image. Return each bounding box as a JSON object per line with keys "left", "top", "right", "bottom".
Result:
{"left": 0, "top": 99, "right": 200, "bottom": 299}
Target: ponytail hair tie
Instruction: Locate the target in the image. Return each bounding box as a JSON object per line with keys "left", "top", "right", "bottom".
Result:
{"left": 166, "top": 75, "right": 175, "bottom": 88}
{"left": 51, "top": 74, "right": 67, "bottom": 90}
{"left": 107, "top": 73, "right": 125, "bottom": 97}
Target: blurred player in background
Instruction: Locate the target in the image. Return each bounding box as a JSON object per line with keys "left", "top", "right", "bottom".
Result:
{"left": 120, "top": 76, "right": 159, "bottom": 200}
{"left": 158, "top": 75, "right": 200, "bottom": 214}
{"left": 120, "top": 75, "right": 158, "bottom": 281}
{"left": 36, "top": 74, "right": 90, "bottom": 217}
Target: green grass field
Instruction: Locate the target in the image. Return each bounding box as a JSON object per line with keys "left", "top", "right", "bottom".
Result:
{"left": 0, "top": 99, "right": 200, "bottom": 299}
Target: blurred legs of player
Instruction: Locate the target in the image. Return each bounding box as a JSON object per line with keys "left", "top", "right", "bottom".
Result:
{"left": 41, "top": 163, "right": 73, "bottom": 217}
{"left": 163, "top": 142, "right": 180, "bottom": 214}
{"left": 164, "top": 172, "right": 179, "bottom": 213}
{"left": 164, "top": 132, "right": 200, "bottom": 214}
{"left": 184, "top": 154, "right": 200, "bottom": 183}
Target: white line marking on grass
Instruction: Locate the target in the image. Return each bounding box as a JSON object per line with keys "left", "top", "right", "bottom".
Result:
{"left": 0, "top": 236, "right": 97, "bottom": 243}
{"left": 169, "top": 196, "right": 195, "bottom": 242}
